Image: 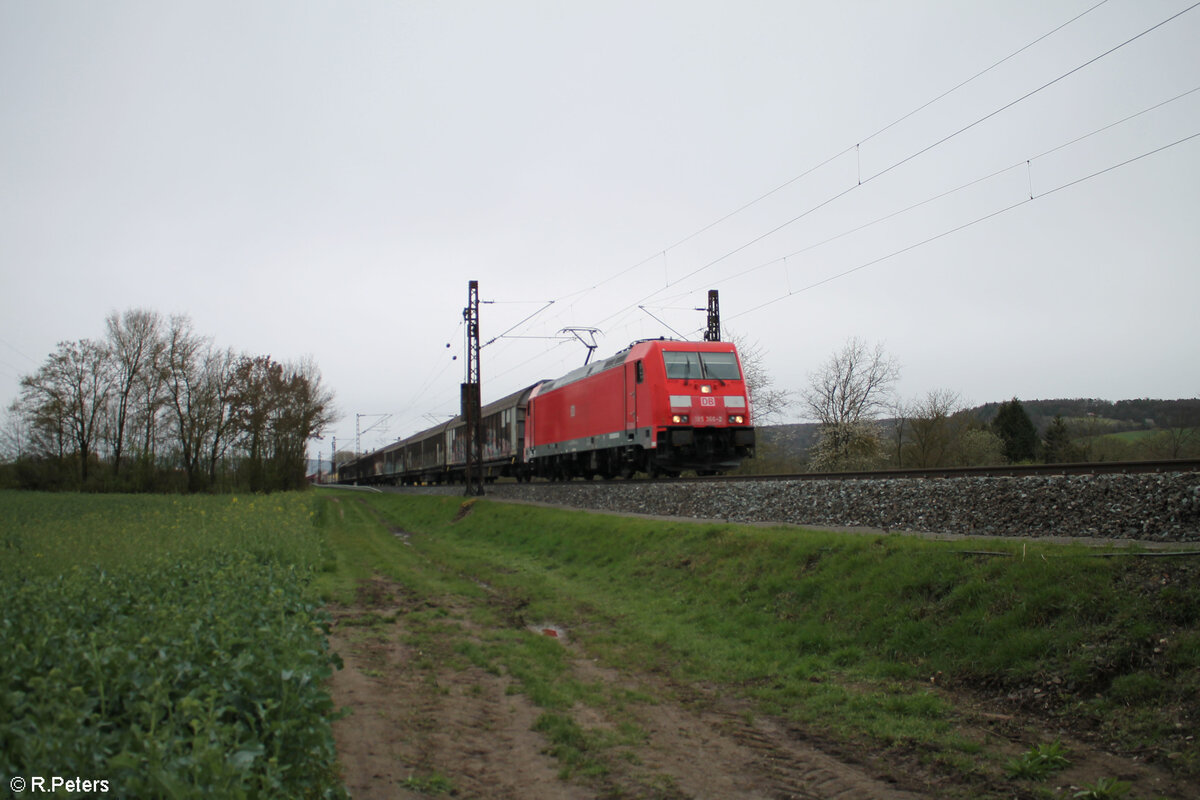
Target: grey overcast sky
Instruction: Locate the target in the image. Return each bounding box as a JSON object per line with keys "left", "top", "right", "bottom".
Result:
{"left": 2, "top": 0, "right": 1198, "bottom": 457}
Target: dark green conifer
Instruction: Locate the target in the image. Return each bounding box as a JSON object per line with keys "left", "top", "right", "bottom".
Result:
{"left": 991, "top": 398, "right": 1039, "bottom": 463}
{"left": 1042, "top": 414, "right": 1079, "bottom": 464}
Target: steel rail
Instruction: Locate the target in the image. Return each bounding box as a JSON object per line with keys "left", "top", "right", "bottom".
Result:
{"left": 522, "top": 458, "right": 1200, "bottom": 486}
{"left": 705, "top": 458, "right": 1200, "bottom": 483}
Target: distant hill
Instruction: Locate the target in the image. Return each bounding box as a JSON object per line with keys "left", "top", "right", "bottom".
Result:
{"left": 972, "top": 398, "right": 1200, "bottom": 432}
{"left": 757, "top": 398, "right": 1200, "bottom": 464}
{"left": 757, "top": 423, "right": 821, "bottom": 459}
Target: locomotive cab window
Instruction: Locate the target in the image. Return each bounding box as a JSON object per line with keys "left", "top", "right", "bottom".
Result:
{"left": 663, "top": 350, "right": 741, "bottom": 381}
{"left": 663, "top": 351, "right": 703, "bottom": 379}
{"left": 699, "top": 352, "right": 741, "bottom": 380}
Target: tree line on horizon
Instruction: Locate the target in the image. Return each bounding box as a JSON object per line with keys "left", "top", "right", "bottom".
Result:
{"left": 739, "top": 337, "right": 1200, "bottom": 474}
{"left": 1, "top": 309, "right": 336, "bottom": 493}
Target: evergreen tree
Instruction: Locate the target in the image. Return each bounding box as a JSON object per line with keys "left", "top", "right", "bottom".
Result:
{"left": 991, "top": 398, "right": 1038, "bottom": 463}
{"left": 1042, "top": 414, "right": 1079, "bottom": 464}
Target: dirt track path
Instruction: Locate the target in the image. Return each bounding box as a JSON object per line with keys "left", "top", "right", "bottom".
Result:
{"left": 328, "top": 577, "right": 925, "bottom": 799}
{"left": 323, "top": 497, "right": 1197, "bottom": 799}
{"left": 327, "top": 576, "right": 1200, "bottom": 799}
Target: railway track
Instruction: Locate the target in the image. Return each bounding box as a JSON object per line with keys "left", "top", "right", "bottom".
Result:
{"left": 703, "top": 457, "right": 1200, "bottom": 483}
{"left": 498, "top": 458, "right": 1200, "bottom": 487}
{"left": 350, "top": 455, "right": 1200, "bottom": 489}
{"left": 343, "top": 458, "right": 1200, "bottom": 489}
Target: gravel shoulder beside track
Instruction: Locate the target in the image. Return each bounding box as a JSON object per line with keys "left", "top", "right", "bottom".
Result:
{"left": 482, "top": 472, "right": 1200, "bottom": 544}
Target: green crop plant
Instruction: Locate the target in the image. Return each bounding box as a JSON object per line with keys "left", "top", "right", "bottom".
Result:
{"left": 0, "top": 491, "right": 346, "bottom": 799}
{"left": 1073, "top": 777, "right": 1133, "bottom": 799}
{"left": 1005, "top": 740, "right": 1071, "bottom": 780}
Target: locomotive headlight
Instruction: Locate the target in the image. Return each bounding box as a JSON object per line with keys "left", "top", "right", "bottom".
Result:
{"left": 672, "top": 414, "right": 689, "bottom": 424}
{"left": 700, "top": 385, "right": 712, "bottom": 394}
{"left": 728, "top": 414, "right": 745, "bottom": 424}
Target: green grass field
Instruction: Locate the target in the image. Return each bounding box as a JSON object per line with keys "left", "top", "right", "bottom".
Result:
{"left": 1085, "top": 426, "right": 1200, "bottom": 458}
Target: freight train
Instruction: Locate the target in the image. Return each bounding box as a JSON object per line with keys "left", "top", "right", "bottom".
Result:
{"left": 336, "top": 338, "right": 755, "bottom": 485}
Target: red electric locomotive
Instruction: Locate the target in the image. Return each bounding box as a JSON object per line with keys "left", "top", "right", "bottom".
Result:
{"left": 525, "top": 338, "right": 755, "bottom": 479}
{"left": 336, "top": 338, "right": 755, "bottom": 485}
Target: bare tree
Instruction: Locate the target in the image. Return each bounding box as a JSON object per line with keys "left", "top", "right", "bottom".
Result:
{"left": 19, "top": 339, "right": 112, "bottom": 483}
{"left": 1, "top": 400, "right": 30, "bottom": 461}
{"left": 728, "top": 333, "right": 791, "bottom": 425}
{"left": 159, "top": 320, "right": 242, "bottom": 491}
{"left": 232, "top": 354, "right": 337, "bottom": 490}
{"left": 901, "top": 389, "right": 965, "bottom": 468}
{"left": 803, "top": 337, "right": 899, "bottom": 426}
{"left": 802, "top": 337, "right": 899, "bottom": 470}
{"left": 9, "top": 392, "right": 65, "bottom": 460}
{"left": 9, "top": 309, "right": 338, "bottom": 492}
{"left": 952, "top": 427, "right": 1006, "bottom": 466}
{"left": 132, "top": 326, "right": 169, "bottom": 466}
{"left": 104, "top": 308, "right": 163, "bottom": 477}
{"left": 1146, "top": 403, "right": 1200, "bottom": 458}
{"left": 204, "top": 346, "right": 241, "bottom": 487}
{"left": 272, "top": 357, "right": 336, "bottom": 489}
{"left": 162, "top": 316, "right": 216, "bottom": 490}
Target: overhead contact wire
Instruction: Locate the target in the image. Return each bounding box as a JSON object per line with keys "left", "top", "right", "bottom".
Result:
{"left": 608, "top": 0, "right": 1200, "bottom": 324}
{"left": 532, "top": 0, "right": 1118, "bottom": 331}
{"left": 857, "top": 0, "right": 1112, "bottom": 147}
{"left": 681, "top": 83, "right": 1200, "bottom": 296}
{"left": 866, "top": 0, "right": 1200, "bottom": 184}
{"left": 728, "top": 130, "right": 1200, "bottom": 320}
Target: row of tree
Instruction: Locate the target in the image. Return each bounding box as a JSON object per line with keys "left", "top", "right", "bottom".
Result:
{"left": 742, "top": 337, "right": 1198, "bottom": 473}
{"left": 2, "top": 309, "right": 336, "bottom": 493}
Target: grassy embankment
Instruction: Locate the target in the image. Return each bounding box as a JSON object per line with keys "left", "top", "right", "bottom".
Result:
{"left": 1, "top": 491, "right": 346, "bottom": 799}
{"left": 316, "top": 491, "right": 1200, "bottom": 795}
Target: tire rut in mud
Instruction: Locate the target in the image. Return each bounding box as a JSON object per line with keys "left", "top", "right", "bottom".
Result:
{"left": 328, "top": 577, "right": 586, "bottom": 800}
{"left": 327, "top": 575, "right": 927, "bottom": 799}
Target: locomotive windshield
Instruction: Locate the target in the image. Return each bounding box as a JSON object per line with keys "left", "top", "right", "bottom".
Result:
{"left": 663, "top": 350, "right": 742, "bottom": 380}
{"left": 699, "top": 352, "right": 741, "bottom": 380}
{"left": 663, "top": 351, "right": 703, "bottom": 379}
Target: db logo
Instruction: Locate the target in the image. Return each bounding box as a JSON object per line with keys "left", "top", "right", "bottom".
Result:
{"left": 700, "top": 396, "right": 716, "bottom": 407}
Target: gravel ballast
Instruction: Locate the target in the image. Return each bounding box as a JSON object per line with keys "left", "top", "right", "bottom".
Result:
{"left": 485, "top": 473, "right": 1200, "bottom": 543}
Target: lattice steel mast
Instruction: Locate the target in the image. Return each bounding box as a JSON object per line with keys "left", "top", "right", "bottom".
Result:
{"left": 462, "top": 280, "right": 484, "bottom": 496}
{"left": 704, "top": 289, "right": 721, "bottom": 342}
